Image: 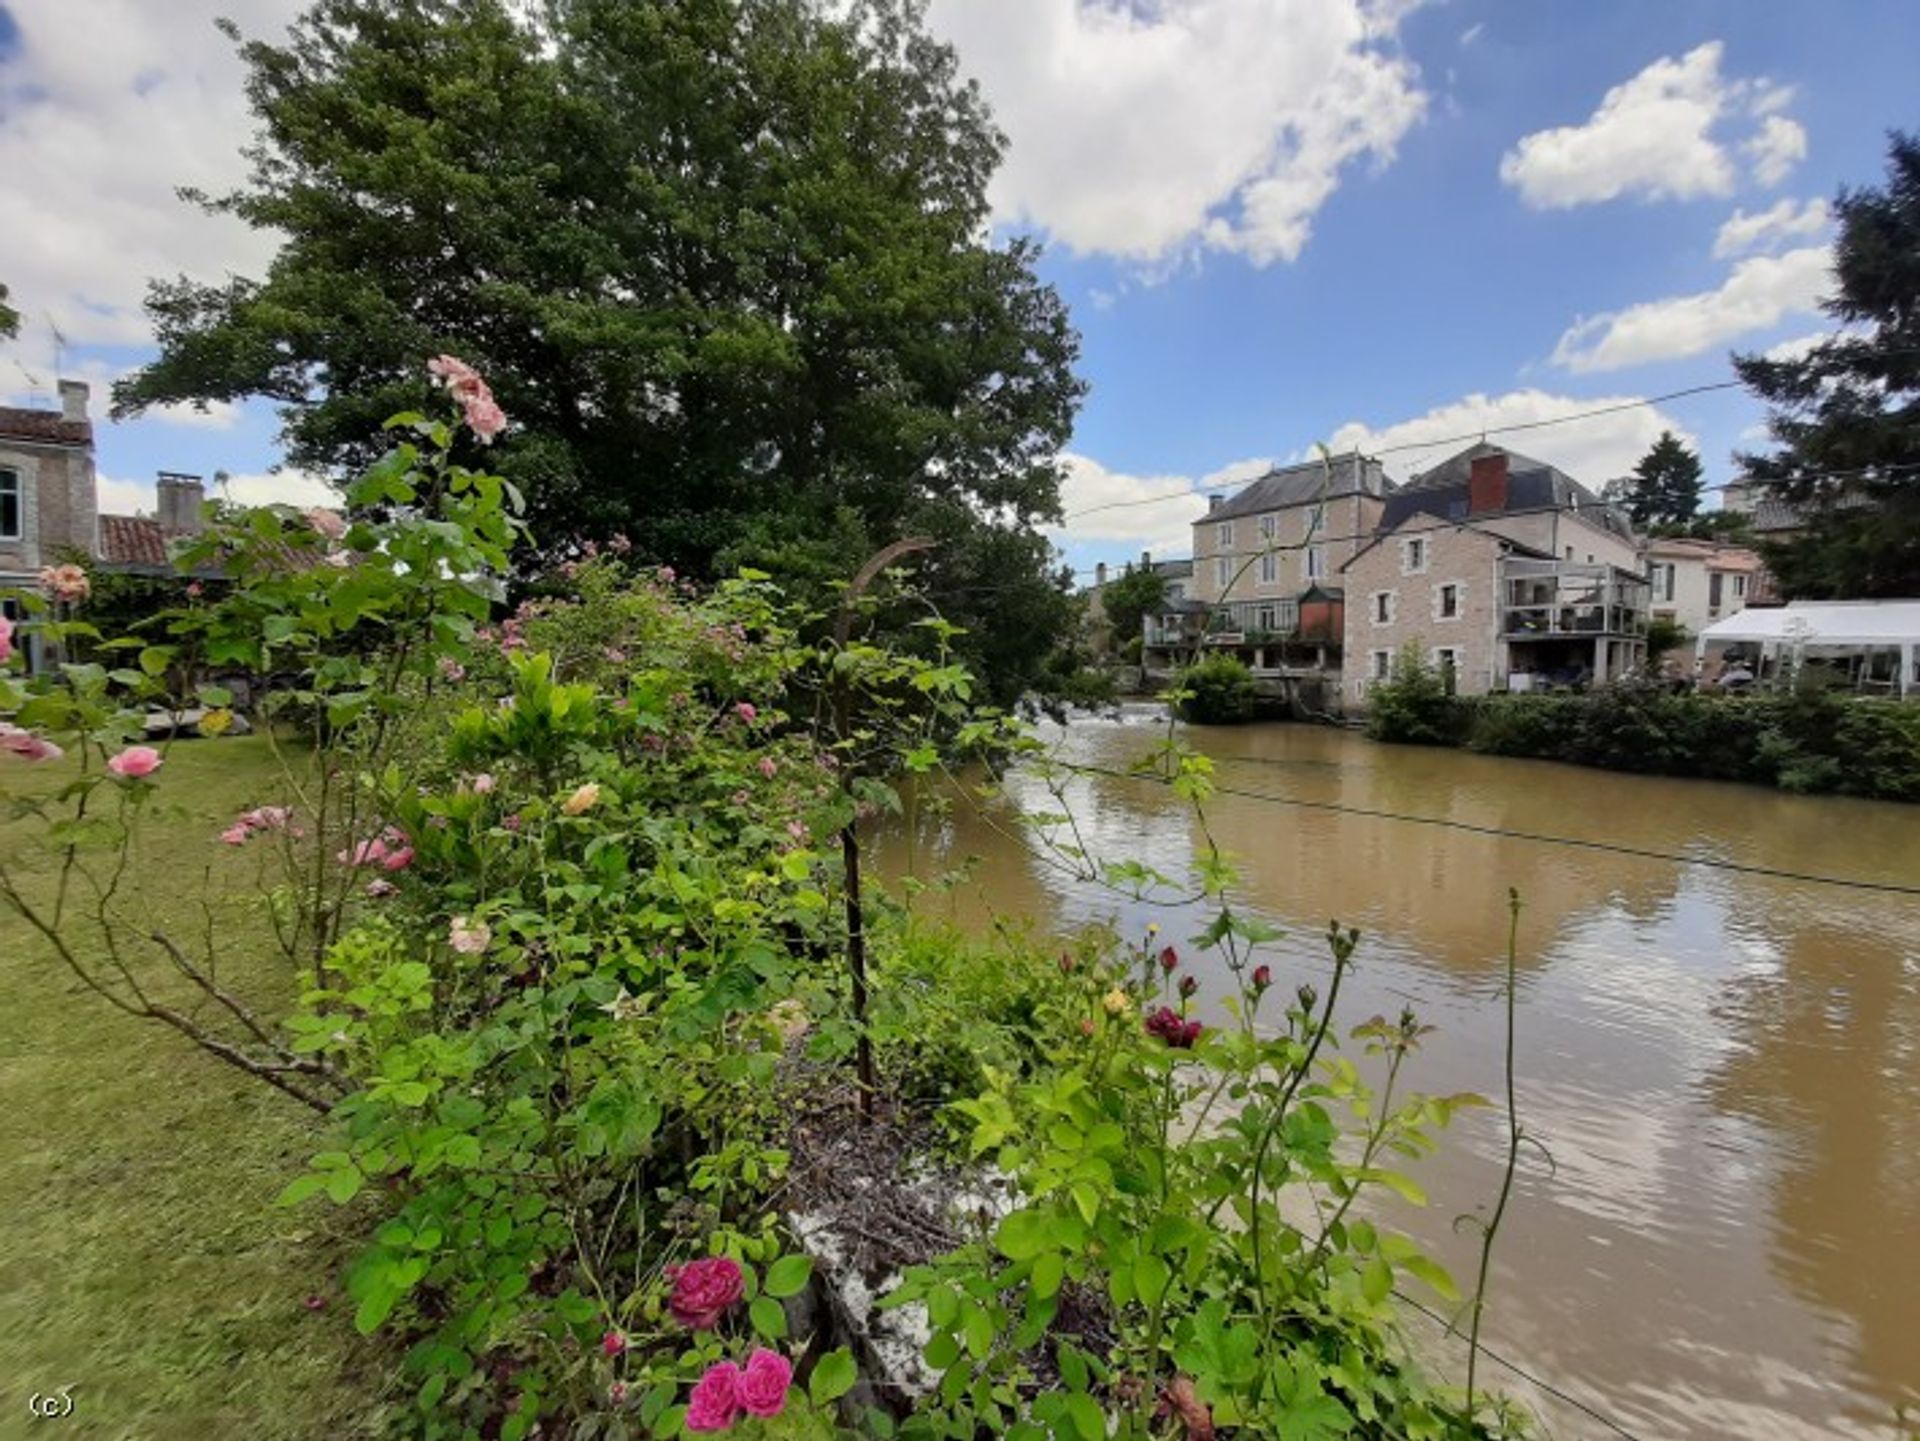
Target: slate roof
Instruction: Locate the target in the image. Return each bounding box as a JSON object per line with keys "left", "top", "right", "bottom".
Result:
{"left": 0, "top": 406, "right": 92, "bottom": 447}
{"left": 1205, "top": 453, "right": 1387, "bottom": 523}
{"left": 1380, "top": 442, "right": 1635, "bottom": 541}
{"left": 1154, "top": 558, "right": 1195, "bottom": 580}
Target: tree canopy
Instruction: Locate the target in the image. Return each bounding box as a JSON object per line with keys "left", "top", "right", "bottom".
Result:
{"left": 113, "top": 0, "right": 1085, "bottom": 700}
{"left": 1096, "top": 565, "right": 1167, "bottom": 653}
{"left": 1734, "top": 131, "right": 1920, "bottom": 598}
{"left": 0, "top": 283, "right": 19, "bottom": 341}
{"left": 1624, "top": 430, "right": 1704, "bottom": 528}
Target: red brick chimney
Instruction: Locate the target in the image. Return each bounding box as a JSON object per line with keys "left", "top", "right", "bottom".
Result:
{"left": 1468, "top": 451, "right": 1509, "bottom": 516}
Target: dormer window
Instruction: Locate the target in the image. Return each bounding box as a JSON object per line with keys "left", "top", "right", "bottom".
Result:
{"left": 0, "top": 468, "right": 20, "bottom": 541}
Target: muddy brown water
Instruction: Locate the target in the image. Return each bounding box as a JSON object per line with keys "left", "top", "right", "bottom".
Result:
{"left": 875, "top": 708, "right": 1920, "bottom": 1440}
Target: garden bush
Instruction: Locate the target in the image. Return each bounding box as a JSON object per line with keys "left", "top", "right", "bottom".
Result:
{"left": 2, "top": 362, "right": 1515, "bottom": 1439}
{"left": 1175, "top": 655, "right": 1257, "bottom": 724}
{"left": 1363, "top": 646, "right": 1471, "bottom": 747}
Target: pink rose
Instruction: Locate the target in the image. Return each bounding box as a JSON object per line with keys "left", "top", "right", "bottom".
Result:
{"left": 466, "top": 772, "right": 496, "bottom": 795}
{"left": 427, "top": 354, "right": 485, "bottom": 400}
{"left": 463, "top": 393, "right": 507, "bottom": 444}
{"left": 437, "top": 656, "right": 467, "bottom": 683}
{"left": 380, "top": 845, "right": 415, "bottom": 872}
{"left": 601, "top": 1329, "right": 627, "bottom": 1358}
{"left": 668, "top": 1256, "right": 744, "bottom": 1330}
{"left": 685, "top": 1361, "right": 742, "bottom": 1433}
{"left": 106, "top": 745, "right": 163, "bottom": 779}
{"left": 0, "top": 724, "right": 63, "bottom": 763}
{"left": 448, "top": 916, "right": 491, "bottom": 954}
{"left": 739, "top": 1349, "right": 792, "bottom": 1419}
{"left": 39, "top": 563, "right": 90, "bottom": 603}
{"left": 0, "top": 612, "right": 13, "bottom": 666}
{"left": 365, "top": 878, "right": 399, "bottom": 899}
{"left": 502, "top": 813, "right": 523, "bottom": 833}
{"left": 735, "top": 702, "right": 757, "bottom": 724}
{"left": 305, "top": 507, "right": 346, "bottom": 540}
{"left": 757, "top": 757, "right": 777, "bottom": 779}
{"left": 786, "top": 820, "right": 806, "bottom": 841}
{"left": 220, "top": 824, "right": 251, "bottom": 846}
{"left": 186, "top": 581, "right": 204, "bottom": 599}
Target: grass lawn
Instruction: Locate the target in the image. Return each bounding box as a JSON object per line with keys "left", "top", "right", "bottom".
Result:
{"left": 0, "top": 736, "right": 389, "bottom": 1438}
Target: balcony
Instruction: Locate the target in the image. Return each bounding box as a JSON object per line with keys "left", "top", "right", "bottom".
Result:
{"left": 1500, "top": 558, "right": 1648, "bottom": 640}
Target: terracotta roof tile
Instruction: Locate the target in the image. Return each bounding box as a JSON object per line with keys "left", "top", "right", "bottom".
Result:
{"left": 0, "top": 406, "right": 92, "bottom": 447}
{"left": 98, "top": 514, "right": 178, "bottom": 569}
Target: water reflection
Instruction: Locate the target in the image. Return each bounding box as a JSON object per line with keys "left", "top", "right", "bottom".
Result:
{"left": 877, "top": 714, "right": 1920, "bottom": 1440}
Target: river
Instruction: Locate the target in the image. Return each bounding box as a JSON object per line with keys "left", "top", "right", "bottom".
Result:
{"left": 878, "top": 708, "right": 1920, "bottom": 1441}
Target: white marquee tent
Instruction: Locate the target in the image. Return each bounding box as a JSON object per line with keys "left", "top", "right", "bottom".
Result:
{"left": 1696, "top": 600, "right": 1920, "bottom": 696}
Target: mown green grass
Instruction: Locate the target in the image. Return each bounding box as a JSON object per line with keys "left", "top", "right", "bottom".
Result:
{"left": 0, "top": 736, "right": 389, "bottom": 1438}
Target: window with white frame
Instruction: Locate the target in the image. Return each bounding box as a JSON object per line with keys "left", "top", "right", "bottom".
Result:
{"left": 1437, "top": 582, "right": 1461, "bottom": 619}
{"left": 1305, "top": 545, "right": 1325, "bottom": 580}
{"left": 1369, "top": 649, "right": 1393, "bottom": 681}
{"left": 0, "top": 468, "right": 20, "bottom": 542}
{"left": 1432, "top": 647, "right": 1460, "bottom": 692}
{"left": 1651, "top": 562, "right": 1676, "bottom": 602}
{"left": 1733, "top": 573, "right": 1747, "bottom": 598}
{"left": 1306, "top": 507, "right": 1326, "bottom": 538}
{"left": 1371, "top": 590, "right": 1395, "bottom": 625}
{"left": 1402, "top": 536, "right": 1428, "bottom": 574}
{"left": 1216, "top": 521, "right": 1233, "bottom": 550}
{"left": 1257, "top": 606, "right": 1275, "bottom": 631}
{"left": 1259, "top": 514, "right": 1276, "bottom": 540}
{"left": 1215, "top": 555, "right": 1231, "bottom": 589}
{"left": 1259, "top": 550, "right": 1277, "bottom": 584}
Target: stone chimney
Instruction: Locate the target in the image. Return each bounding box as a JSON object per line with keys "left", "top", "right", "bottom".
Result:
{"left": 1095, "top": 562, "right": 1107, "bottom": 588}
{"left": 1208, "top": 494, "right": 1223, "bottom": 512}
{"left": 1468, "top": 451, "right": 1509, "bottom": 516}
{"left": 156, "top": 472, "right": 206, "bottom": 533}
{"left": 1140, "top": 550, "right": 1152, "bottom": 569}
{"left": 58, "top": 379, "right": 90, "bottom": 424}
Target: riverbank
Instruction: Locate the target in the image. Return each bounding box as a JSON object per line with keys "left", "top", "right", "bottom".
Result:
{"left": 0, "top": 738, "right": 387, "bottom": 1437}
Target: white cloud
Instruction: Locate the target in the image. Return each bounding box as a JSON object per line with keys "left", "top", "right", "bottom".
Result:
{"left": 0, "top": 1, "right": 302, "bottom": 348}
{"left": 926, "top": 0, "right": 1426, "bottom": 266}
{"left": 1712, "top": 197, "right": 1829, "bottom": 259}
{"left": 1459, "top": 21, "right": 1485, "bottom": 46}
{"left": 1050, "top": 452, "right": 1271, "bottom": 560}
{"left": 1328, "top": 388, "right": 1696, "bottom": 486}
{"left": 143, "top": 400, "right": 243, "bottom": 430}
{"left": 1552, "top": 245, "right": 1830, "bottom": 373}
{"left": 1744, "top": 114, "right": 1807, "bottom": 187}
{"left": 1499, "top": 42, "right": 1804, "bottom": 209}
{"left": 96, "top": 466, "right": 337, "bottom": 518}
{"left": 1762, "top": 331, "right": 1837, "bottom": 363}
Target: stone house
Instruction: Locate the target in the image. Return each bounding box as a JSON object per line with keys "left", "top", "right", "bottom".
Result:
{"left": 1185, "top": 452, "right": 1387, "bottom": 672}
{"left": 1, "top": 380, "right": 210, "bottom": 669}
{"left": 1341, "top": 443, "right": 1649, "bottom": 701}
{"left": 1643, "top": 536, "right": 1771, "bottom": 639}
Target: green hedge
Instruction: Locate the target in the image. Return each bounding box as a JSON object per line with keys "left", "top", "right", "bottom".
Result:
{"left": 1176, "top": 655, "right": 1257, "bottom": 724}
{"left": 1369, "top": 674, "right": 1920, "bottom": 802}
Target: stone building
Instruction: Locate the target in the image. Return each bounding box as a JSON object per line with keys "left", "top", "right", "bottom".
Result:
{"left": 1341, "top": 443, "right": 1648, "bottom": 700}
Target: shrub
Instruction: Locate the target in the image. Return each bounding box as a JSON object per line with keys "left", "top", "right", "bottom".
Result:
{"left": 1364, "top": 644, "right": 1471, "bottom": 746}
{"left": 1175, "top": 654, "right": 1256, "bottom": 724}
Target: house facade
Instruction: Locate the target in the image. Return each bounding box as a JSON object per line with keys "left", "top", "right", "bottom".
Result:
{"left": 1182, "top": 453, "right": 1387, "bottom": 672}
{"left": 1643, "top": 537, "right": 1770, "bottom": 636}
{"left": 2, "top": 381, "right": 213, "bottom": 669}
{"left": 1341, "top": 443, "right": 1649, "bottom": 700}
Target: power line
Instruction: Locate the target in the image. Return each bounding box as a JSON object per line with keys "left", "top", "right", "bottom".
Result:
{"left": 1063, "top": 761, "right": 1920, "bottom": 898}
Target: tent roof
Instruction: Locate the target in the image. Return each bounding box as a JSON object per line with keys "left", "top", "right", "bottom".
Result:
{"left": 1698, "top": 600, "right": 1920, "bottom": 646}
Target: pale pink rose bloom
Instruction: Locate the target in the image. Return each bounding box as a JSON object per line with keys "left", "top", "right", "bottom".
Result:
{"left": 427, "top": 354, "right": 486, "bottom": 400}
{"left": 464, "top": 394, "right": 507, "bottom": 444}
{"left": 448, "top": 916, "right": 491, "bottom": 954}
{"left": 305, "top": 507, "right": 346, "bottom": 540}
{"left": 561, "top": 781, "right": 600, "bottom": 816}
{"left": 339, "top": 837, "right": 390, "bottom": 867}
{"left": 466, "top": 772, "right": 496, "bottom": 795}
{"left": 380, "top": 845, "right": 415, "bottom": 872}
{"left": 323, "top": 549, "right": 353, "bottom": 569}
{"left": 0, "top": 724, "right": 63, "bottom": 762}
{"left": 757, "top": 756, "right": 777, "bottom": 779}
{"left": 735, "top": 702, "right": 757, "bottom": 724}
{"left": 786, "top": 820, "right": 806, "bottom": 841}
{"left": 106, "top": 745, "right": 163, "bottom": 778}
{"left": 0, "top": 612, "right": 13, "bottom": 665}
{"left": 39, "top": 563, "right": 90, "bottom": 603}
{"left": 364, "top": 878, "right": 399, "bottom": 899}
{"left": 437, "top": 656, "right": 467, "bottom": 682}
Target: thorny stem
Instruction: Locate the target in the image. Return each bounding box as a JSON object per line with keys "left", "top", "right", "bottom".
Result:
{"left": 1466, "top": 889, "right": 1524, "bottom": 1414}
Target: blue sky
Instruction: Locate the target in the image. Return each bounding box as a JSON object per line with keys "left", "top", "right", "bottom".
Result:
{"left": 2, "top": 0, "right": 1916, "bottom": 579}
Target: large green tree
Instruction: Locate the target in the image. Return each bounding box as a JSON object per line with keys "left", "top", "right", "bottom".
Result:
{"left": 1096, "top": 565, "right": 1167, "bottom": 654}
{"left": 1624, "top": 430, "right": 1704, "bottom": 528}
{"left": 1734, "top": 132, "right": 1920, "bottom": 598}
{"left": 0, "top": 283, "right": 19, "bottom": 341}
{"left": 113, "top": 0, "right": 1084, "bottom": 700}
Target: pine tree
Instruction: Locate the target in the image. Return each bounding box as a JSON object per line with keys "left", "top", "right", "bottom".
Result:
{"left": 1733, "top": 132, "right": 1920, "bottom": 597}
{"left": 1626, "top": 431, "right": 1705, "bottom": 527}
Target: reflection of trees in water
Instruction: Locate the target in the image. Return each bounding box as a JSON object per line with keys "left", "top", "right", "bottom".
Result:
{"left": 1705, "top": 897, "right": 1920, "bottom": 1419}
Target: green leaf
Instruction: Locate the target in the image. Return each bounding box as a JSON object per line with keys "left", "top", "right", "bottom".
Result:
{"left": 927, "top": 1284, "right": 960, "bottom": 1330}
{"left": 324, "top": 1166, "right": 364, "bottom": 1204}
{"left": 1361, "top": 1256, "right": 1393, "bottom": 1304}
{"left": 961, "top": 1303, "right": 994, "bottom": 1362}
{"left": 994, "top": 1207, "right": 1054, "bottom": 1262}
{"left": 809, "top": 1348, "right": 857, "bottom": 1405}
{"left": 749, "top": 1295, "right": 788, "bottom": 1340}
{"left": 1397, "top": 1253, "right": 1460, "bottom": 1302}
{"left": 1031, "top": 1252, "right": 1066, "bottom": 1300}
{"left": 1066, "top": 1391, "right": 1105, "bottom": 1441}
{"left": 765, "top": 1254, "right": 813, "bottom": 1298}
